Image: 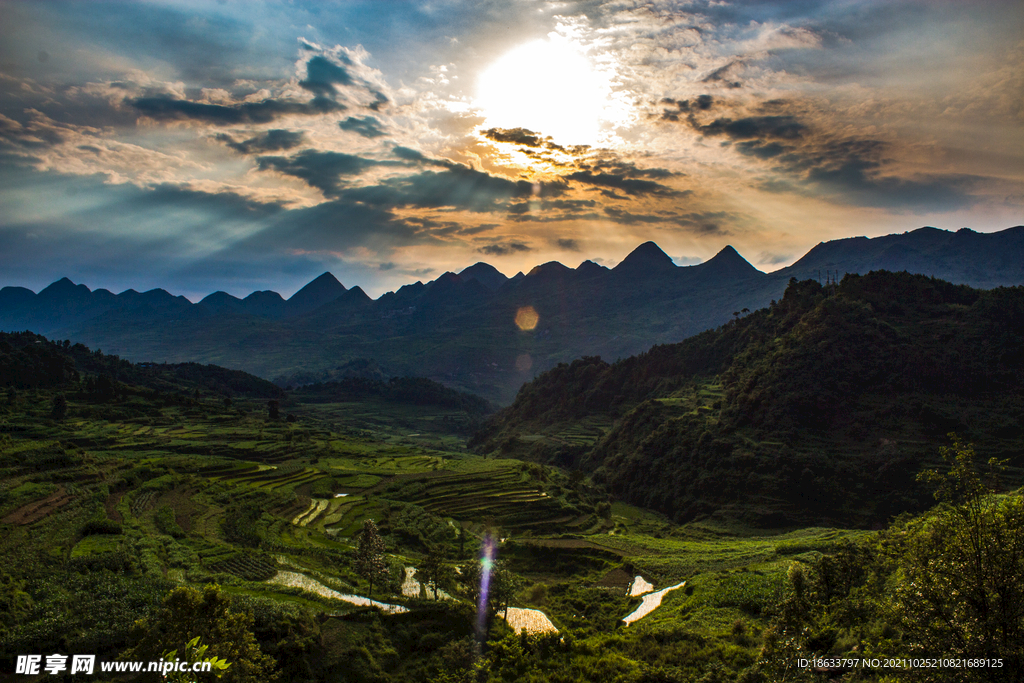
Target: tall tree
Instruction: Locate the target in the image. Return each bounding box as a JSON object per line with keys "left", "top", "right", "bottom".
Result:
{"left": 892, "top": 436, "right": 1024, "bottom": 680}
{"left": 355, "top": 519, "right": 389, "bottom": 599}
{"left": 421, "top": 545, "right": 453, "bottom": 600}
{"left": 50, "top": 393, "right": 67, "bottom": 421}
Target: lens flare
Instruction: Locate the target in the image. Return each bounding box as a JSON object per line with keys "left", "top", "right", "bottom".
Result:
{"left": 515, "top": 306, "right": 539, "bottom": 330}
{"left": 476, "top": 533, "right": 496, "bottom": 641}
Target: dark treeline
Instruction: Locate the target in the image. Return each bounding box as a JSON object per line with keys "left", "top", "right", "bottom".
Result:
{"left": 0, "top": 331, "right": 283, "bottom": 399}
{"left": 293, "top": 376, "right": 495, "bottom": 416}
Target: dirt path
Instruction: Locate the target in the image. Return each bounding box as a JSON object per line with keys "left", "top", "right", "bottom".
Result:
{"left": 2, "top": 486, "right": 73, "bottom": 525}
{"left": 104, "top": 489, "right": 126, "bottom": 523}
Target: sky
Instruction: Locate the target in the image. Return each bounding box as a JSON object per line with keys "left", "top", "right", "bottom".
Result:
{"left": 1, "top": 0, "right": 1022, "bottom": 300}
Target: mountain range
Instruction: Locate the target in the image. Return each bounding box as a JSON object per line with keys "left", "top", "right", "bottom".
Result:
{"left": 1, "top": 225, "right": 1022, "bottom": 404}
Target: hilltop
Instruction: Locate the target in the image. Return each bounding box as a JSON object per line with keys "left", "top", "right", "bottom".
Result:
{"left": 470, "top": 271, "right": 1024, "bottom": 527}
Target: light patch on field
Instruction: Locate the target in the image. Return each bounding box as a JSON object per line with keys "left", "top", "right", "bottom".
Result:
{"left": 267, "top": 571, "right": 408, "bottom": 613}
{"left": 402, "top": 567, "right": 423, "bottom": 598}
{"left": 501, "top": 607, "right": 558, "bottom": 634}
{"left": 628, "top": 576, "right": 654, "bottom": 596}
{"left": 291, "top": 498, "right": 329, "bottom": 526}
{"left": 622, "top": 581, "right": 686, "bottom": 626}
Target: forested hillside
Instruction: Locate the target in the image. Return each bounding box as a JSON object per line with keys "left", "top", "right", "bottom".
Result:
{"left": 471, "top": 272, "right": 1024, "bottom": 527}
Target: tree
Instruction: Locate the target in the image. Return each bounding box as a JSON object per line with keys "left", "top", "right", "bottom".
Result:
{"left": 123, "top": 584, "right": 275, "bottom": 683}
{"left": 890, "top": 435, "right": 1024, "bottom": 680}
{"left": 355, "top": 519, "right": 389, "bottom": 599}
{"left": 421, "top": 545, "right": 454, "bottom": 600}
{"left": 491, "top": 563, "right": 524, "bottom": 618}
{"left": 160, "top": 636, "right": 230, "bottom": 682}
{"left": 50, "top": 393, "right": 67, "bottom": 421}
{"left": 267, "top": 400, "right": 280, "bottom": 420}
{"left": 461, "top": 558, "right": 522, "bottom": 618}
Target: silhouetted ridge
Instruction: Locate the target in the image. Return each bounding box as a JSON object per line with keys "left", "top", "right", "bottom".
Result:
{"left": 459, "top": 262, "right": 508, "bottom": 291}
{"left": 613, "top": 241, "right": 676, "bottom": 274}
{"left": 286, "top": 272, "right": 346, "bottom": 316}
{"left": 696, "top": 245, "right": 762, "bottom": 279}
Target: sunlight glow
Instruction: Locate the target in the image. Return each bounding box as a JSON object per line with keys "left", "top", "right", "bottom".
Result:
{"left": 476, "top": 38, "right": 610, "bottom": 145}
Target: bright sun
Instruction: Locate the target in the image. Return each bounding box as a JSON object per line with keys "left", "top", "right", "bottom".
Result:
{"left": 476, "top": 38, "right": 610, "bottom": 146}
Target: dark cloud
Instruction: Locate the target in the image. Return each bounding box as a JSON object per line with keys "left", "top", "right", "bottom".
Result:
{"left": 603, "top": 208, "right": 671, "bottom": 224}
{"left": 339, "top": 115, "right": 387, "bottom": 138}
{"left": 391, "top": 146, "right": 454, "bottom": 167}
{"left": 563, "top": 155, "right": 682, "bottom": 196}
{"left": 368, "top": 91, "right": 390, "bottom": 112}
{"left": 130, "top": 183, "right": 286, "bottom": 218}
{"left": 674, "top": 211, "right": 734, "bottom": 235}
{"left": 556, "top": 238, "right": 581, "bottom": 251}
{"left": 700, "top": 115, "right": 806, "bottom": 140}
{"left": 131, "top": 94, "right": 344, "bottom": 125}
{"left": 339, "top": 165, "right": 564, "bottom": 213}
{"left": 702, "top": 61, "right": 743, "bottom": 88}
{"left": 378, "top": 261, "right": 397, "bottom": 271}
{"left": 507, "top": 198, "right": 596, "bottom": 216}
{"left": 478, "top": 241, "right": 531, "bottom": 256}
{"left": 509, "top": 211, "right": 603, "bottom": 223}
{"left": 256, "top": 150, "right": 382, "bottom": 197}
{"left": 238, "top": 200, "right": 423, "bottom": 255}
{"left": 566, "top": 169, "right": 681, "bottom": 197}
{"left": 671, "top": 100, "right": 978, "bottom": 211}
{"left": 735, "top": 140, "right": 788, "bottom": 159}
{"left": 298, "top": 55, "right": 354, "bottom": 94}
{"left": 658, "top": 94, "right": 713, "bottom": 121}
{"left": 215, "top": 129, "right": 306, "bottom": 155}
{"left": 482, "top": 127, "right": 544, "bottom": 147}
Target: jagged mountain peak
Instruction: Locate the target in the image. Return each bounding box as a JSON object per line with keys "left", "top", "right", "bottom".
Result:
{"left": 614, "top": 241, "right": 676, "bottom": 273}
{"left": 459, "top": 262, "right": 508, "bottom": 291}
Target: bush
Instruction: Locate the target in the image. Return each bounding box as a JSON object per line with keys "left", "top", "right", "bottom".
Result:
{"left": 81, "top": 519, "right": 123, "bottom": 536}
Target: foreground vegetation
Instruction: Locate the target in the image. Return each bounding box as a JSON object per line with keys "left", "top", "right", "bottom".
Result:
{"left": 2, "top": 324, "right": 1022, "bottom": 681}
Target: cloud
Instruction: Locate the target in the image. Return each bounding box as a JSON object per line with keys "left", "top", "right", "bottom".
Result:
{"left": 339, "top": 165, "right": 564, "bottom": 212}
{"left": 482, "top": 127, "right": 546, "bottom": 147}
{"left": 256, "top": 150, "right": 383, "bottom": 197}
{"left": 603, "top": 208, "right": 671, "bottom": 224}
{"left": 672, "top": 98, "right": 980, "bottom": 211}
{"left": 131, "top": 94, "right": 344, "bottom": 125}
{"left": 758, "top": 251, "right": 791, "bottom": 265}
{"left": 478, "top": 241, "right": 531, "bottom": 256}
{"left": 699, "top": 115, "right": 806, "bottom": 140}
{"left": 339, "top": 115, "right": 387, "bottom": 138}
{"left": 566, "top": 170, "right": 681, "bottom": 196}
{"left": 215, "top": 129, "right": 306, "bottom": 155}
{"left": 659, "top": 94, "right": 714, "bottom": 121}
{"left": 556, "top": 238, "right": 581, "bottom": 251}
{"left": 298, "top": 55, "right": 355, "bottom": 94}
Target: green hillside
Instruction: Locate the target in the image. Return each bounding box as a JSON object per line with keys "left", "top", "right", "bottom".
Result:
{"left": 471, "top": 272, "right": 1024, "bottom": 527}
